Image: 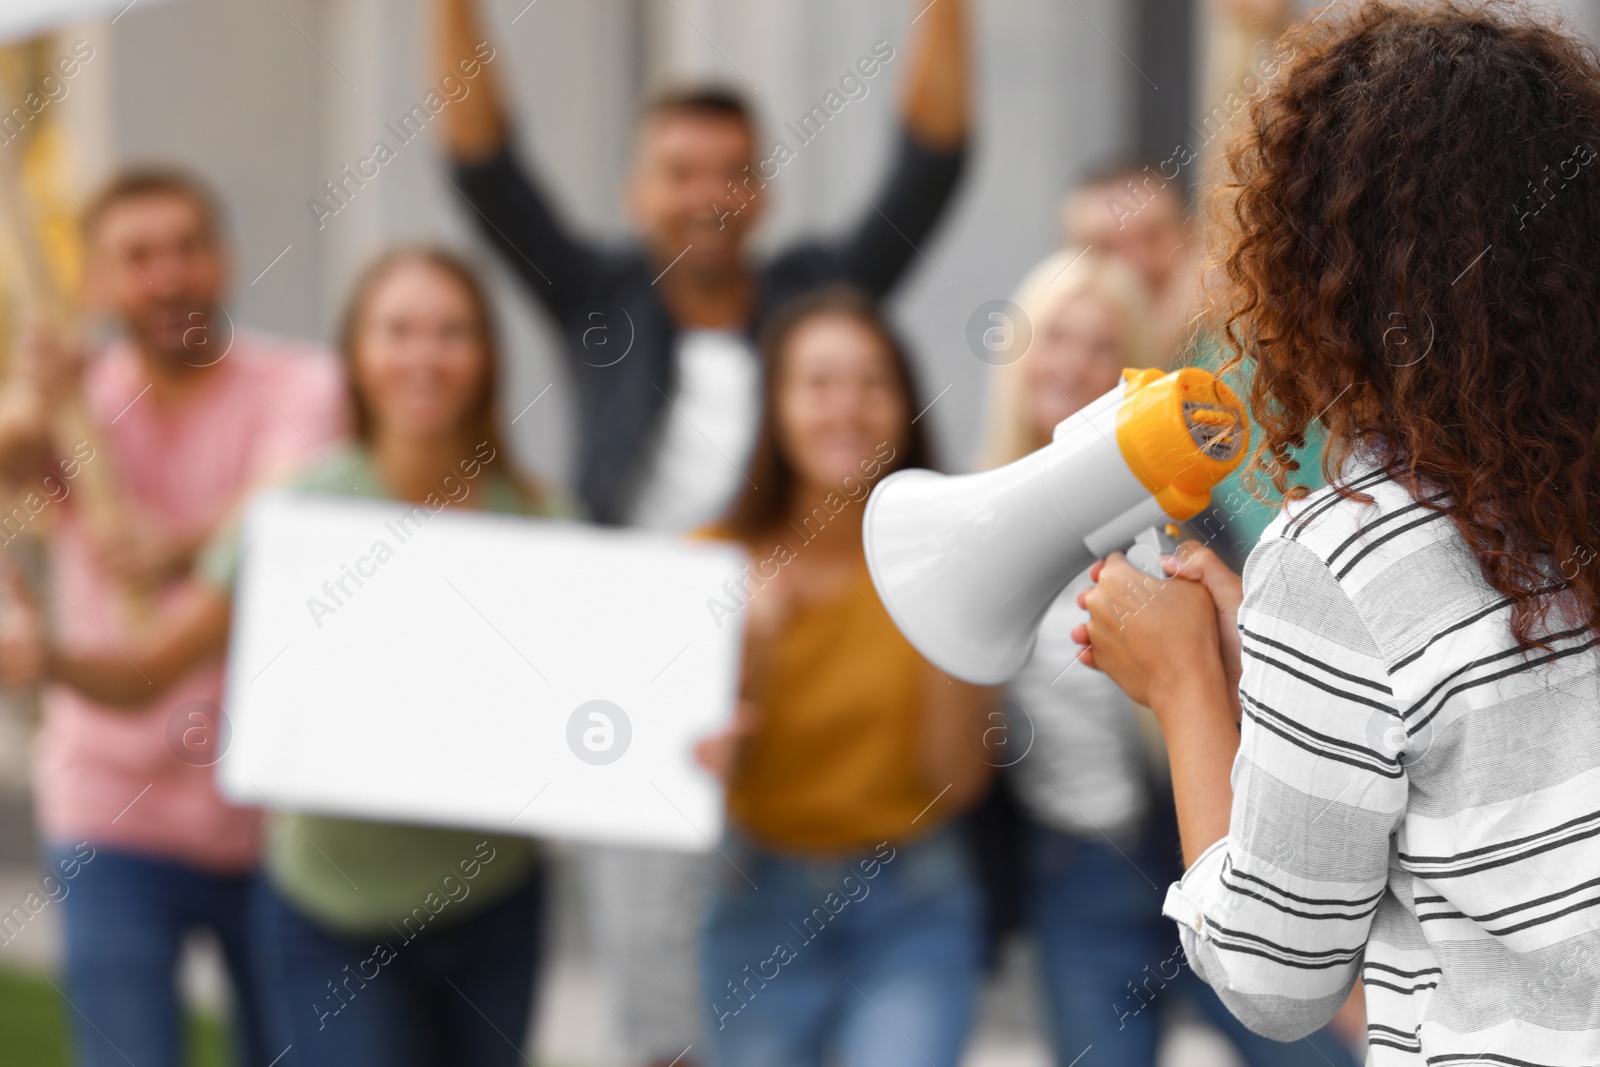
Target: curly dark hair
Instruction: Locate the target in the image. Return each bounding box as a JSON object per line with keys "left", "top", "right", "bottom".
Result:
{"left": 1215, "top": 0, "right": 1600, "bottom": 647}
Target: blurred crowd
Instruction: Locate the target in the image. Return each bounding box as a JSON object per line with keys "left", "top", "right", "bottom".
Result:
{"left": 0, "top": 1, "right": 1368, "bottom": 1065}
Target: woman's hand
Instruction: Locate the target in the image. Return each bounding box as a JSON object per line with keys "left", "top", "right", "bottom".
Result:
{"left": 696, "top": 566, "right": 796, "bottom": 785}
{"left": 694, "top": 698, "right": 761, "bottom": 784}
{"left": 1070, "top": 549, "right": 1230, "bottom": 717}
{"left": 1167, "top": 542, "right": 1244, "bottom": 718}
{"left": 1074, "top": 545, "right": 1245, "bottom": 867}
{"left": 89, "top": 507, "right": 198, "bottom": 591}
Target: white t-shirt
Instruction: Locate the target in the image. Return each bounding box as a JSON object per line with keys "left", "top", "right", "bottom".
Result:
{"left": 1008, "top": 572, "right": 1153, "bottom": 837}
{"left": 625, "top": 329, "right": 763, "bottom": 532}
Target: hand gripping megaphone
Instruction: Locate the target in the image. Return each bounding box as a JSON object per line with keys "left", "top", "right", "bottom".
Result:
{"left": 863, "top": 367, "right": 1249, "bottom": 684}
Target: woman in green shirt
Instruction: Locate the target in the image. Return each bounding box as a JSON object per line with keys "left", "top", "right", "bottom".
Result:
{"left": 0, "top": 247, "right": 565, "bottom": 1067}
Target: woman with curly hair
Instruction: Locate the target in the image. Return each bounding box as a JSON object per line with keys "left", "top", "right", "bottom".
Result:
{"left": 1076, "top": 2, "right": 1600, "bottom": 1062}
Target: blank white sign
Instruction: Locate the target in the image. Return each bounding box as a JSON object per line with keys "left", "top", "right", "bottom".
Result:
{"left": 219, "top": 491, "right": 747, "bottom": 852}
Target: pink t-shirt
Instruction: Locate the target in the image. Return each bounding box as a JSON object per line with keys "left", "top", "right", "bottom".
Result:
{"left": 34, "top": 332, "right": 345, "bottom": 873}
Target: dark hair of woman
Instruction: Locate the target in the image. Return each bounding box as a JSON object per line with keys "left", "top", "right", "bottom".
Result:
{"left": 722, "top": 285, "right": 934, "bottom": 540}
{"left": 1214, "top": 0, "right": 1600, "bottom": 647}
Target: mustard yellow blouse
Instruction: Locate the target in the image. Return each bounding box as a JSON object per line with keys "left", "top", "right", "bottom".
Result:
{"left": 722, "top": 550, "right": 943, "bottom": 854}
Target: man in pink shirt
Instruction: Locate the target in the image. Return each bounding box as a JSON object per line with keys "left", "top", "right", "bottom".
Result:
{"left": 0, "top": 171, "right": 344, "bottom": 1067}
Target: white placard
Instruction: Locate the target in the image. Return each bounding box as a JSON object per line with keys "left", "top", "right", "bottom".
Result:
{"left": 0, "top": 0, "right": 174, "bottom": 43}
{"left": 219, "top": 491, "right": 747, "bottom": 853}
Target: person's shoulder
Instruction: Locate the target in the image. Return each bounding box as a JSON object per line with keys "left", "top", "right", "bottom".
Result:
{"left": 760, "top": 243, "right": 840, "bottom": 295}
{"left": 1263, "top": 465, "right": 1441, "bottom": 568}
{"left": 497, "top": 474, "right": 583, "bottom": 520}
{"left": 1250, "top": 460, "right": 1472, "bottom": 656}
{"left": 229, "top": 329, "right": 342, "bottom": 389}
{"left": 578, "top": 240, "right": 654, "bottom": 288}
{"left": 1248, "top": 459, "right": 1511, "bottom": 680}
{"left": 286, "top": 442, "right": 366, "bottom": 495}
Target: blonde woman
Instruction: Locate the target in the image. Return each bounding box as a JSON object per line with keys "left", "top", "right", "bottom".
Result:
{"left": 981, "top": 250, "right": 1358, "bottom": 1067}
{"left": 977, "top": 248, "right": 1161, "bottom": 469}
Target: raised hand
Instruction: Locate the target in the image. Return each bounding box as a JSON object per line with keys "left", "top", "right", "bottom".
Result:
{"left": 0, "top": 319, "right": 86, "bottom": 480}
{"left": 89, "top": 509, "right": 195, "bottom": 591}
{"left": 1166, "top": 540, "right": 1244, "bottom": 719}
{"left": 1071, "top": 550, "right": 1228, "bottom": 716}
{"left": 13, "top": 318, "right": 87, "bottom": 413}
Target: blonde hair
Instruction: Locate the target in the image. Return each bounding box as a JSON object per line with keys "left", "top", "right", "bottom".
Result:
{"left": 976, "top": 249, "right": 1160, "bottom": 469}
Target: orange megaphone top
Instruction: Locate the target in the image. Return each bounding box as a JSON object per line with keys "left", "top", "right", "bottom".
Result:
{"left": 1114, "top": 367, "right": 1249, "bottom": 521}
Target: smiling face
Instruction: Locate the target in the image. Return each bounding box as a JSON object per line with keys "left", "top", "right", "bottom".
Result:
{"left": 1025, "top": 290, "right": 1129, "bottom": 439}
{"left": 774, "top": 313, "right": 909, "bottom": 494}
{"left": 351, "top": 259, "right": 489, "bottom": 443}
{"left": 627, "top": 111, "right": 762, "bottom": 273}
{"left": 90, "top": 192, "right": 229, "bottom": 368}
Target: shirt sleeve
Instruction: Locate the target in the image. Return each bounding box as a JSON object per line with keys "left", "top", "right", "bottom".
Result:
{"left": 448, "top": 139, "right": 607, "bottom": 323}
{"left": 1162, "top": 535, "right": 1407, "bottom": 1040}
{"left": 829, "top": 125, "right": 968, "bottom": 298}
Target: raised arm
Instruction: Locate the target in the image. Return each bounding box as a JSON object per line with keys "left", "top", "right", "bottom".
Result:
{"left": 434, "top": 0, "right": 510, "bottom": 164}
{"left": 831, "top": 0, "right": 972, "bottom": 298}
{"left": 57, "top": 587, "right": 230, "bottom": 706}
{"left": 901, "top": 0, "right": 972, "bottom": 151}
{"left": 430, "top": 0, "right": 605, "bottom": 319}
{"left": 0, "top": 577, "right": 230, "bottom": 707}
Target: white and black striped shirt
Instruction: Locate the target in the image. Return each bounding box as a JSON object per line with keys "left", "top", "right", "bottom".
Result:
{"left": 1163, "top": 466, "right": 1600, "bottom": 1064}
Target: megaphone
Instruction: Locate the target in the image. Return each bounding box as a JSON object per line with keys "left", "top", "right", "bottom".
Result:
{"left": 863, "top": 367, "right": 1248, "bottom": 684}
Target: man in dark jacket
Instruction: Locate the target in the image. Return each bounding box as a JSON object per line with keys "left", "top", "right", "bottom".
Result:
{"left": 432, "top": 0, "right": 970, "bottom": 527}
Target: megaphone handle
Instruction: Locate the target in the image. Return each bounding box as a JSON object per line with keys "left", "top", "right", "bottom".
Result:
{"left": 1124, "top": 525, "right": 1180, "bottom": 580}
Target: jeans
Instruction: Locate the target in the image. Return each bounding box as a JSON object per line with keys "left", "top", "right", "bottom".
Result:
{"left": 48, "top": 842, "right": 268, "bottom": 1067}
{"left": 248, "top": 868, "right": 542, "bottom": 1067}
{"left": 1026, "top": 820, "right": 1360, "bottom": 1067}
{"left": 701, "top": 824, "right": 984, "bottom": 1067}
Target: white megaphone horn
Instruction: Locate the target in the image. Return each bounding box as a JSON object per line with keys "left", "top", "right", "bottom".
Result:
{"left": 863, "top": 367, "right": 1249, "bottom": 684}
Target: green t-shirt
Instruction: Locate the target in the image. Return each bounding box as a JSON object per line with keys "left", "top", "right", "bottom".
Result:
{"left": 202, "top": 443, "right": 573, "bottom": 936}
{"left": 1183, "top": 336, "right": 1327, "bottom": 552}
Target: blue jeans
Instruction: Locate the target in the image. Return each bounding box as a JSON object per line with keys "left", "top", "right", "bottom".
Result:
{"left": 48, "top": 842, "right": 268, "bottom": 1067}
{"left": 701, "top": 825, "right": 983, "bottom": 1067}
{"left": 248, "top": 868, "right": 542, "bottom": 1067}
{"left": 1026, "top": 820, "right": 1360, "bottom": 1067}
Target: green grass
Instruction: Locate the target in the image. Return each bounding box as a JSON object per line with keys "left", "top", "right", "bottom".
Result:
{"left": 0, "top": 967, "right": 229, "bottom": 1067}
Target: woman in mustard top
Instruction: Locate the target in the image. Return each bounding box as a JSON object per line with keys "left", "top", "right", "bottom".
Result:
{"left": 695, "top": 288, "right": 994, "bottom": 1067}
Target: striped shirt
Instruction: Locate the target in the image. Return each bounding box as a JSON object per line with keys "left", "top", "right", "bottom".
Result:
{"left": 1163, "top": 466, "right": 1600, "bottom": 1064}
